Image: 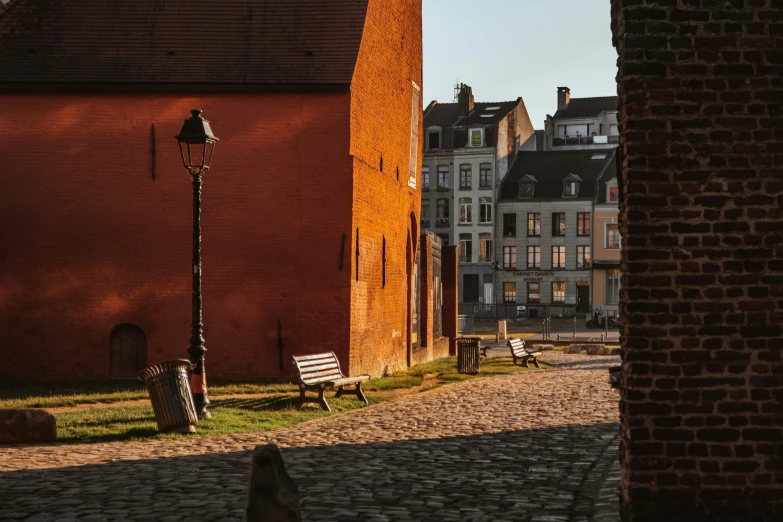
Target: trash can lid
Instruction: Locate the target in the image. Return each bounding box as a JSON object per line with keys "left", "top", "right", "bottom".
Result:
{"left": 137, "top": 359, "right": 193, "bottom": 382}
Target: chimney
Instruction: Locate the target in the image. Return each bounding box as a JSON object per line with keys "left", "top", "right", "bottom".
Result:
{"left": 557, "top": 87, "right": 571, "bottom": 111}
{"left": 457, "top": 84, "right": 474, "bottom": 119}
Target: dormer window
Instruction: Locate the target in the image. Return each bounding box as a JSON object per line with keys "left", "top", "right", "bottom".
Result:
{"left": 427, "top": 127, "right": 442, "bottom": 150}
{"left": 519, "top": 174, "right": 537, "bottom": 198}
{"left": 606, "top": 178, "right": 619, "bottom": 203}
{"left": 563, "top": 174, "right": 582, "bottom": 198}
{"left": 469, "top": 128, "right": 483, "bottom": 147}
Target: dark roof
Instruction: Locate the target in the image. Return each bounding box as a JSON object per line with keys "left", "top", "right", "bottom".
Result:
{"left": 0, "top": 0, "right": 369, "bottom": 87}
{"left": 423, "top": 99, "right": 520, "bottom": 149}
{"left": 553, "top": 96, "right": 618, "bottom": 119}
{"left": 499, "top": 149, "right": 617, "bottom": 202}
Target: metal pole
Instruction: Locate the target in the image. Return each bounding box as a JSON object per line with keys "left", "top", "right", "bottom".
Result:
{"left": 542, "top": 321, "right": 545, "bottom": 342}
{"left": 573, "top": 316, "right": 576, "bottom": 338}
{"left": 187, "top": 172, "right": 211, "bottom": 419}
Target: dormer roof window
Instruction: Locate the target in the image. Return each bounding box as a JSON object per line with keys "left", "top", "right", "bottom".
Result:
{"left": 563, "top": 173, "right": 581, "bottom": 197}
{"left": 426, "top": 127, "right": 442, "bottom": 150}
{"left": 519, "top": 174, "right": 537, "bottom": 198}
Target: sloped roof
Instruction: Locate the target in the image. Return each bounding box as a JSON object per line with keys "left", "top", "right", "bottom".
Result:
{"left": 499, "top": 149, "right": 617, "bottom": 201}
{"left": 554, "top": 96, "right": 618, "bottom": 119}
{"left": 0, "top": 0, "right": 369, "bottom": 87}
{"left": 423, "top": 99, "right": 520, "bottom": 150}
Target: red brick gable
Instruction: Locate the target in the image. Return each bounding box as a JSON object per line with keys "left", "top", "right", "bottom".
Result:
{"left": 0, "top": 0, "right": 368, "bottom": 86}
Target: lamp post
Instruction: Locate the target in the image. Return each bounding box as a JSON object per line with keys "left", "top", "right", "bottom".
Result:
{"left": 175, "top": 109, "right": 219, "bottom": 420}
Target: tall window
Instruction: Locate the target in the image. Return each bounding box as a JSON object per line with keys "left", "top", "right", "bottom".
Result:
{"left": 382, "top": 236, "right": 387, "bottom": 288}
{"left": 528, "top": 213, "right": 541, "bottom": 236}
{"left": 459, "top": 165, "right": 472, "bottom": 189}
{"left": 564, "top": 181, "right": 579, "bottom": 197}
{"left": 577, "top": 246, "right": 591, "bottom": 268}
{"left": 503, "top": 214, "right": 516, "bottom": 237}
{"left": 527, "top": 282, "right": 541, "bottom": 303}
{"left": 421, "top": 200, "right": 431, "bottom": 223}
{"left": 608, "top": 185, "right": 619, "bottom": 203}
{"left": 577, "top": 213, "right": 591, "bottom": 236}
{"left": 520, "top": 181, "right": 534, "bottom": 197}
{"left": 552, "top": 213, "right": 566, "bottom": 236}
{"left": 479, "top": 163, "right": 492, "bottom": 188}
{"left": 470, "top": 128, "right": 483, "bottom": 147}
{"left": 437, "top": 165, "right": 449, "bottom": 188}
{"left": 527, "top": 246, "right": 540, "bottom": 269}
{"left": 436, "top": 199, "right": 449, "bottom": 224}
{"left": 503, "top": 246, "right": 517, "bottom": 269}
{"left": 437, "top": 233, "right": 449, "bottom": 246}
{"left": 479, "top": 197, "right": 492, "bottom": 223}
{"left": 503, "top": 282, "right": 517, "bottom": 303}
{"left": 552, "top": 282, "right": 566, "bottom": 303}
{"left": 427, "top": 130, "right": 441, "bottom": 150}
{"left": 606, "top": 223, "right": 621, "bottom": 249}
{"left": 459, "top": 198, "right": 472, "bottom": 224}
{"left": 459, "top": 233, "right": 472, "bottom": 263}
{"left": 422, "top": 166, "right": 430, "bottom": 190}
{"left": 408, "top": 83, "right": 420, "bottom": 188}
{"left": 552, "top": 246, "right": 566, "bottom": 269}
{"left": 479, "top": 233, "right": 492, "bottom": 263}
{"left": 606, "top": 269, "right": 620, "bottom": 304}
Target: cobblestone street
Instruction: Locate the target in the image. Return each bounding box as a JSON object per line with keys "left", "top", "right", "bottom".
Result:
{"left": 0, "top": 354, "right": 621, "bottom": 521}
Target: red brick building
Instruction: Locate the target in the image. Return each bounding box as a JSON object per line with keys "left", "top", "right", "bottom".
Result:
{"left": 0, "top": 0, "right": 435, "bottom": 381}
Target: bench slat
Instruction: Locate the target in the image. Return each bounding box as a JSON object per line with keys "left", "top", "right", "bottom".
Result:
{"left": 298, "top": 362, "right": 340, "bottom": 373}
{"left": 300, "top": 369, "right": 343, "bottom": 382}
{"left": 331, "top": 375, "right": 370, "bottom": 386}
{"left": 295, "top": 358, "right": 336, "bottom": 369}
{"left": 303, "top": 374, "right": 346, "bottom": 385}
{"left": 294, "top": 353, "right": 338, "bottom": 362}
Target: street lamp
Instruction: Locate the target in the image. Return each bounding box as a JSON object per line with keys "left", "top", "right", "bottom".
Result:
{"left": 175, "top": 109, "right": 219, "bottom": 419}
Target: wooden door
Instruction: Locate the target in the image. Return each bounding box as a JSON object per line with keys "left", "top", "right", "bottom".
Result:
{"left": 110, "top": 324, "right": 146, "bottom": 379}
{"left": 577, "top": 284, "right": 590, "bottom": 314}
{"left": 463, "top": 274, "right": 480, "bottom": 303}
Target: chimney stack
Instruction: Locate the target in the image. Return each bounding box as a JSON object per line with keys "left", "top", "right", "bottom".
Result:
{"left": 457, "top": 84, "right": 474, "bottom": 119}
{"left": 557, "top": 87, "right": 571, "bottom": 111}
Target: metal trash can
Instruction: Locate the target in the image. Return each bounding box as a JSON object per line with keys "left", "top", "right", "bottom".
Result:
{"left": 457, "top": 337, "right": 480, "bottom": 374}
{"left": 138, "top": 360, "right": 198, "bottom": 434}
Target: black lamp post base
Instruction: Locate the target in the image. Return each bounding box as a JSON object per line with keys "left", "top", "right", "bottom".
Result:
{"left": 192, "top": 393, "right": 211, "bottom": 420}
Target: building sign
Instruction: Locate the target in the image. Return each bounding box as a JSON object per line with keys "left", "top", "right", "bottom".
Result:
{"left": 512, "top": 271, "right": 554, "bottom": 280}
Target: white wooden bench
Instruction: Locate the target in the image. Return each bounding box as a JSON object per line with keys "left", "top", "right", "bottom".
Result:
{"left": 507, "top": 338, "right": 542, "bottom": 369}
{"left": 291, "top": 352, "right": 370, "bottom": 412}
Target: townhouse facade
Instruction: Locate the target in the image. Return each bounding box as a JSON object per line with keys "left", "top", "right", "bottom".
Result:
{"left": 494, "top": 150, "right": 617, "bottom": 317}
{"left": 421, "top": 84, "right": 535, "bottom": 304}
{"left": 543, "top": 87, "right": 619, "bottom": 151}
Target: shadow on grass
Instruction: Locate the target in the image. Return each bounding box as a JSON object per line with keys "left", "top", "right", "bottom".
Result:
{"left": 211, "top": 395, "right": 297, "bottom": 411}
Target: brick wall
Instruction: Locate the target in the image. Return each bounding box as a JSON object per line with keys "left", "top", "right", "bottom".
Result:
{"left": 347, "top": 0, "right": 423, "bottom": 377}
{"left": 613, "top": 2, "right": 783, "bottom": 520}
{"left": 0, "top": 93, "right": 354, "bottom": 381}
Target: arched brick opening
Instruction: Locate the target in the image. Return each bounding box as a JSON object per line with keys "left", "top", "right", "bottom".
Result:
{"left": 612, "top": 2, "right": 783, "bottom": 520}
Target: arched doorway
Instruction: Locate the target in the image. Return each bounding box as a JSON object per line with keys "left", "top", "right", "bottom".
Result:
{"left": 109, "top": 324, "right": 147, "bottom": 379}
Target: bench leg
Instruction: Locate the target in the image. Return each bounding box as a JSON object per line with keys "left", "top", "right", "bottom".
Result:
{"left": 297, "top": 386, "right": 307, "bottom": 409}
{"left": 522, "top": 356, "right": 530, "bottom": 369}
{"left": 532, "top": 357, "right": 541, "bottom": 369}
{"left": 317, "top": 385, "right": 331, "bottom": 412}
{"left": 334, "top": 386, "right": 345, "bottom": 399}
{"left": 355, "top": 382, "right": 368, "bottom": 405}
{"left": 512, "top": 355, "right": 518, "bottom": 366}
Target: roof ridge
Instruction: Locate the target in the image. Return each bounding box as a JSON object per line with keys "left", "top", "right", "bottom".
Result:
{"left": 570, "top": 95, "right": 618, "bottom": 100}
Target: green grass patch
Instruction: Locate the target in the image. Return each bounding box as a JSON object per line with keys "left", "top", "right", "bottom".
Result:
{"left": 3, "top": 356, "right": 548, "bottom": 443}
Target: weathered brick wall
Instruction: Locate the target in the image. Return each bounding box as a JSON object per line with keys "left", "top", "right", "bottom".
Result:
{"left": 0, "top": 93, "right": 353, "bottom": 381}
{"left": 612, "top": 1, "right": 783, "bottom": 520}
{"left": 348, "top": 0, "right": 423, "bottom": 377}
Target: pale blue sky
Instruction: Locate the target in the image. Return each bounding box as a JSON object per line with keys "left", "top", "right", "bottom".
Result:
{"left": 423, "top": 0, "right": 617, "bottom": 129}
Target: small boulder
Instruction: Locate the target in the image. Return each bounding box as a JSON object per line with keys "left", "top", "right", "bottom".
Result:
{"left": 586, "top": 345, "right": 604, "bottom": 356}
{"left": 0, "top": 409, "right": 57, "bottom": 444}
{"left": 243, "top": 444, "right": 302, "bottom": 522}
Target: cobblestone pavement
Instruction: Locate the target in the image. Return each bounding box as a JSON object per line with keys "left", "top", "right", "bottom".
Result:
{"left": 0, "top": 356, "right": 621, "bottom": 521}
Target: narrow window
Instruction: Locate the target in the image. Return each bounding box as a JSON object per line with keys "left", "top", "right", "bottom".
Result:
{"left": 408, "top": 83, "right": 420, "bottom": 188}
{"left": 479, "top": 233, "right": 492, "bottom": 263}
{"left": 552, "top": 213, "right": 566, "bottom": 236}
{"left": 503, "top": 214, "right": 517, "bottom": 237}
{"left": 479, "top": 197, "right": 492, "bottom": 223}
{"left": 552, "top": 282, "right": 566, "bottom": 303}
{"left": 479, "top": 163, "right": 492, "bottom": 188}
{"left": 437, "top": 165, "right": 449, "bottom": 188}
{"left": 528, "top": 213, "right": 541, "bottom": 236}
{"left": 520, "top": 181, "right": 534, "bottom": 197}
{"left": 552, "top": 246, "right": 566, "bottom": 269}
{"left": 577, "top": 212, "right": 591, "bottom": 236}
{"left": 459, "top": 198, "right": 472, "bottom": 224}
{"left": 459, "top": 233, "right": 472, "bottom": 263}
{"left": 503, "top": 246, "right": 517, "bottom": 269}
{"left": 382, "top": 236, "right": 387, "bottom": 288}
{"left": 503, "top": 282, "right": 517, "bottom": 303}
{"left": 436, "top": 199, "right": 449, "bottom": 224}
{"left": 422, "top": 166, "right": 430, "bottom": 190}
{"left": 428, "top": 131, "right": 440, "bottom": 150}
{"left": 577, "top": 246, "right": 591, "bottom": 268}
{"left": 527, "top": 246, "right": 540, "bottom": 269}
{"left": 355, "top": 228, "right": 360, "bottom": 281}
{"left": 421, "top": 200, "right": 431, "bottom": 225}
{"left": 606, "top": 223, "right": 621, "bottom": 249}
{"left": 470, "top": 128, "right": 483, "bottom": 147}
{"left": 608, "top": 185, "right": 619, "bottom": 203}
{"left": 527, "top": 282, "right": 541, "bottom": 303}
{"left": 380, "top": 155, "right": 384, "bottom": 172}
{"left": 437, "top": 233, "right": 449, "bottom": 246}
{"left": 459, "top": 164, "right": 472, "bottom": 189}
{"left": 606, "top": 269, "right": 620, "bottom": 304}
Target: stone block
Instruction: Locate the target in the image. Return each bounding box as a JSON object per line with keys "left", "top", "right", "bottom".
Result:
{"left": 529, "top": 344, "right": 554, "bottom": 351}
{"left": 567, "top": 345, "right": 583, "bottom": 354}
{"left": 586, "top": 345, "right": 606, "bottom": 356}
{"left": 0, "top": 409, "right": 57, "bottom": 444}
{"left": 243, "top": 444, "right": 301, "bottom": 522}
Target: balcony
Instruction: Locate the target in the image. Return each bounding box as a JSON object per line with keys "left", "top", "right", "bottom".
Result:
{"left": 552, "top": 135, "right": 619, "bottom": 147}
{"left": 435, "top": 218, "right": 450, "bottom": 227}
{"left": 420, "top": 218, "right": 431, "bottom": 227}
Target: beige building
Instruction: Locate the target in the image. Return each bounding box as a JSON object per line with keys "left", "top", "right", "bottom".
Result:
{"left": 592, "top": 176, "right": 621, "bottom": 318}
